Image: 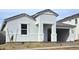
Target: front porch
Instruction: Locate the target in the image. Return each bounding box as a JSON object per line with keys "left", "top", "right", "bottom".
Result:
{"left": 37, "top": 23, "right": 56, "bottom": 42}
{"left": 43, "top": 24, "right": 52, "bottom": 42}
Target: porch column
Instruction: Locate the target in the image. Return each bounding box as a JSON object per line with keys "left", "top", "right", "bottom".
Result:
{"left": 38, "top": 23, "right": 44, "bottom": 41}
{"left": 67, "top": 29, "right": 75, "bottom": 41}
{"left": 51, "top": 24, "right": 57, "bottom": 42}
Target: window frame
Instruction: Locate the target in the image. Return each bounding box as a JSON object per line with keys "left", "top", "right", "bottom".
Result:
{"left": 21, "top": 24, "right": 27, "bottom": 35}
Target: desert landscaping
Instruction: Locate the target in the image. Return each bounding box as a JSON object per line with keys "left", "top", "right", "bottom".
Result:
{"left": 0, "top": 41, "right": 79, "bottom": 50}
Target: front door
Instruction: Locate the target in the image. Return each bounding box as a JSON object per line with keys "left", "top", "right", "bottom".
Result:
{"left": 47, "top": 28, "right": 51, "bottom": 42}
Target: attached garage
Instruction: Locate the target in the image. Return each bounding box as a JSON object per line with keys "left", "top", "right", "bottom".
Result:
{"left": 56, "top": 22, "right": 76, "bottom": 42}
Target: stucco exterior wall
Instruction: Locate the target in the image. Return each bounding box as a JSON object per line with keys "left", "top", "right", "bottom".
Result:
{"left": 36, "top": 13, "right": 56, "bottom": 24}
{"left": 4, "top": 16, "right": 38, "bottom": 42}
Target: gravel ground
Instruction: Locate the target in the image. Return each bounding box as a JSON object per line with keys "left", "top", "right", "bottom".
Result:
{"left": 0, "top": 42, "right": 79, "bottom": 50}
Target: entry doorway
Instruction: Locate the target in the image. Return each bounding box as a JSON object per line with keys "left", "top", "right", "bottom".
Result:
{"left": 43, "top": 24, "right": 52, "bottom": 42}
{"left": 47, "top": 28, "right": 51, "bottom": 42}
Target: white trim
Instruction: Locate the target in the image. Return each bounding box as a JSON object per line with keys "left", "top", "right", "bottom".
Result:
{"left": 56, "top": 27, "right": 70, "bottom": 29}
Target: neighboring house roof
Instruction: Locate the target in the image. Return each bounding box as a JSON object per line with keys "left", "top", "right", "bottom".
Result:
{"left": 58, "top": 13, "right": 79, "bottom": 23}
{"left": 32, "top": 9, "right": 59, "bottom": 18}
{"left": 56, "top": 22, "right": 76, "bottom": 28}
{"left": 1, "top": 13, "right": 34, "bottom": 31}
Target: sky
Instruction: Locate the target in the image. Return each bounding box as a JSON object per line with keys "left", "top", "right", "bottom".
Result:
{"left": 0, "top": 9, "right": 79, "bottom": 28}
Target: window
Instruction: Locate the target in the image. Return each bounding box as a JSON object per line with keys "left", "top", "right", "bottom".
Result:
{"left": 21, "top": 24, "right": 27, "bottom": 35}
{"left": 75, "top": 18, "right": 77, "bottom": 24}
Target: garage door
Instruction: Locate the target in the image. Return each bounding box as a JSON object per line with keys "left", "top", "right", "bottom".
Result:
{"left": 56, "top": 29, "right": 69, "bottom": 42}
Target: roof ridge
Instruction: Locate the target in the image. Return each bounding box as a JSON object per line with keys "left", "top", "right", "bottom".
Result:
{"left": 32, "top": 9, "right": 58, "bottom": 18}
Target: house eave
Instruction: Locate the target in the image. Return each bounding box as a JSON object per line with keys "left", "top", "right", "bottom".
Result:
{"left": 1, "top": 13, "right": 35, "bottom": 31}
{"left": 32, "top": 9, "right": 59, "bottom": 18}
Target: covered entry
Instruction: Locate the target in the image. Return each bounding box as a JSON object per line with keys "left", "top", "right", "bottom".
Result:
{"left": 56, "top": 29, "right": 69, "bottom": 42}
{"left": 43, "top": 24, "right": 52, "bottom": 42}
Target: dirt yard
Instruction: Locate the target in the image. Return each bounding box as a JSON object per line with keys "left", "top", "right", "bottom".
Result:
{"left": 0, "top": 42, "right": 79, "bottom": 50}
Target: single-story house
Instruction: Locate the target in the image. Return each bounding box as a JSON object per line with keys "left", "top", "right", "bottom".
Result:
{"left": 0, "top": 9, "right": 78, "bottom": 43}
